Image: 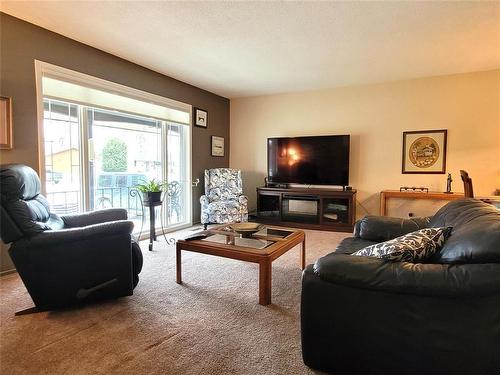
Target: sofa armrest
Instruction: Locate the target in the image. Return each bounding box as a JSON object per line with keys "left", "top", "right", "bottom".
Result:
{"left": 18, "top": 220, "right": 133, "bottom": 248}
{"left": 354, "top": 215, "right": 431, "bottom": 241}
{"left": 312, "top": 253, "right": 500, "bottom": 297}
{"left": 61, "top": 208, "right": 128, "bottom": 228}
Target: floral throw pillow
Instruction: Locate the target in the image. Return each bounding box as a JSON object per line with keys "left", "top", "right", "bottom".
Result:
{"left": 352, "top": 227, "right": 452, "bottom": 262}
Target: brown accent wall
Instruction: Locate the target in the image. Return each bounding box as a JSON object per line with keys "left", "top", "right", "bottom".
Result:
{"left": 0, "top": 13, "right": 230, "bottom": 272}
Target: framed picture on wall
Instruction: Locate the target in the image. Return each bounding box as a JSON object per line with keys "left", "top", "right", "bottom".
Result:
{"left": 0, "top": 96, "right": 13, "bottom": 150}
{"left": 194, "top": 107, "right": 208, "bottom": 128}
{"left": 211, "top": 136, "right": 224, "bottom": 157}
{"left": 402, "top": 129, "right": 447, "bottom": 174}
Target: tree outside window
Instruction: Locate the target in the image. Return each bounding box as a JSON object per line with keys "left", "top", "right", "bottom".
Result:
{"left": 102, "top": 138, "right": 128, "bottom": 172}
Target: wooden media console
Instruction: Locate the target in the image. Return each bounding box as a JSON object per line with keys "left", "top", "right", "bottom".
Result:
{"left": 256, "top": 186, "right": 356, "bottom": 232}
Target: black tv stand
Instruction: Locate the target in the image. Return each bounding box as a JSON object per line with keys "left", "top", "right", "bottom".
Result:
{"left": 256, "top": 186, "right": 356, "bottom": 232}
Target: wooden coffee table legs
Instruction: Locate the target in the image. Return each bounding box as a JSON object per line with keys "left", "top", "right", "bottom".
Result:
{"left": 177, "top": 243, "right": 274, "bottom": 304}
{"left": 301, "top": 237, "right": 306, "bottom": 270}
{"left": 175, "top": 236, "right": 306, "bottom": 305}
{"left": 259, "top": 260, "right": 272, "bottom": 305}
{"left": 259, "top": 239, "right": 306, "bottom": 305}
{"left": 176, "top": 245, "right": 182, "bottom": 284}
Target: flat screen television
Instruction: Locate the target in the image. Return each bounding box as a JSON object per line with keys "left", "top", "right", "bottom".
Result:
{"left": 267, "top": 135, "right": 350, "bottom": 186}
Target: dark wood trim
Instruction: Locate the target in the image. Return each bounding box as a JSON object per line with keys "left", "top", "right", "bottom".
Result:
{"left": 402, "top": 129, "right": 447, "bottom": 174}
{"left": 257, "top": 186, "right": 356, "bottom": 196}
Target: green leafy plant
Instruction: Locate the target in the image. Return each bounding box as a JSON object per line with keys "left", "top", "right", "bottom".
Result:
{"left": 135, "top": 179, "right": 168, "bottom": 193}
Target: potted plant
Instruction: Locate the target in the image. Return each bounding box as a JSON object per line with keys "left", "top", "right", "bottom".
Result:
{"left": 135, "top": 179, "right": 167, "bottom": 204}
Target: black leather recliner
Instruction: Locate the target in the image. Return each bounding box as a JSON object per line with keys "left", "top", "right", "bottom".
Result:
{"left": 301, "top": 199, "right": 500, "bottom": 375}
{"left": 0, "top": 164, "right": 143, "bottom": 311}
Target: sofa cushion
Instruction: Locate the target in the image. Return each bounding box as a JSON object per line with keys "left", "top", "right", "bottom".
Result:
{"left": 355, "top": 216, "right": 430, "bottom": 242}
{"left": 335, "top": 237, "right": 378, "bottom": 254}
{"left": 429, "top": 199, "right": 500, "bottom": 263}
{"left": 312, "top": 253, "right": 500, "bottom": 297}
{"left": 352, "top": 227, "right": 452, "bottom": 262}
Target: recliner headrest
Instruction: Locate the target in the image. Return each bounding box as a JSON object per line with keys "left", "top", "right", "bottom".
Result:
{"left": 0, "top": 164, "right": 42, "bottom": 202}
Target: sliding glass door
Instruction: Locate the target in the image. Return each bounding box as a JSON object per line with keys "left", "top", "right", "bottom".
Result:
{"left": 86, "top": 107, "right": 164, "bottom": 231}
{"left": 43, "top": 99, "right": 83, "bottom": 214}
{"left": 166, "top": 122, "right": 189, "bottom": 226}
{"left": 43, "top": 98, "right": 191, "bottom": 232}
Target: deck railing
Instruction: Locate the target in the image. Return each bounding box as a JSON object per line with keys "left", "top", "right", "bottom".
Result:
{"left": 47, "top": 187, "right": 142, "bottom": 216}
{"left": 46, "top": 184, "right": 183, "bottom": 224}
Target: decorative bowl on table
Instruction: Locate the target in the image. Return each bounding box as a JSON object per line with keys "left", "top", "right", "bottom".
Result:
{"left": 228, "top": 223, "right": 265, "bottom": 238}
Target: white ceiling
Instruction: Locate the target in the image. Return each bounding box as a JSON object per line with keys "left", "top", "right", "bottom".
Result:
{"left": 2, "top": 1, "right": 499, "bottom": 98}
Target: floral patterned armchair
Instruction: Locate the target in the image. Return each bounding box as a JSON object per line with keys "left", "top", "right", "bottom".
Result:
{"left": 200, "top": 168, "right": 248, "bottom": 229}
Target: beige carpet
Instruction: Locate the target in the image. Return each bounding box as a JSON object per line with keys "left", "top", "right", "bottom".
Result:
{"left": 0, "top": 228, "right": 348, "bottom": 375}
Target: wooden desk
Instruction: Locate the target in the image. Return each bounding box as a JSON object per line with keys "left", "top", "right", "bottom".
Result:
{"left": 380, "top": 190, "right": 465, "bottom": 217}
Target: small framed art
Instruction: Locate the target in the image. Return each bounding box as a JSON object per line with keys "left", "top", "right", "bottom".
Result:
{"left": 0, "top": 96, "right": 13, "bottom": 150}
{"left": 211, "top": 136, "right": 224, "bottom": 157}
{"left": 194, "top": 108, "right": 208, "bottom": 128}
{"left": 402, "top": 129, "right": 447, "bottom": 174}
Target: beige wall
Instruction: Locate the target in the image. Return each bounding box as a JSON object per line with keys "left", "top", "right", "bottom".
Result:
{"left": 230, "top": 70, "right": 500, "bottom": 218}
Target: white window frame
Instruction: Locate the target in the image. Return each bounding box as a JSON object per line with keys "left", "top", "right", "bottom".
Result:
{"left": 34, "top": 60, "right": 193, "bottom": 231}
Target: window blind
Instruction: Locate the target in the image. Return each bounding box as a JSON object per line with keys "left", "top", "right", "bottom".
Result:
{"left": 42, "top": 76, "right": 190, "bottom": 125}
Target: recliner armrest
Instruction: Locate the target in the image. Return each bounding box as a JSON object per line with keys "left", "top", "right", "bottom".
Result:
{"left": 355, "top": 215, "right": 430, "bottom": 241}
{"left": 18, "top": 220, "right": 133, "bottom": 248}
{"left": 312, "top": 253, "right": 500, "bottom": 297}
{"left": 61, "top": 208, "right": 128, "bottom": 228}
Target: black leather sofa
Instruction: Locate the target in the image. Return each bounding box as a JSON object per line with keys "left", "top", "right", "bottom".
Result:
{"left": 301, "top": 199, "right": 500, "bottom": 375}
{"left": 0, "top": 164, "right": 143, "bottom": 311}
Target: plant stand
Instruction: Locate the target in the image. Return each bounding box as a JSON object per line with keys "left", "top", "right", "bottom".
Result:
{"left": 144, "top": 200, "right": 162, "bottom": 251}
{"left": 130, "top": 189, "right": 169, "bottom": 251}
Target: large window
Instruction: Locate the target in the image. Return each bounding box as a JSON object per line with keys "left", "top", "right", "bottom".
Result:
{"left": 38, "top": 62, "right": 192, "bottom": 232}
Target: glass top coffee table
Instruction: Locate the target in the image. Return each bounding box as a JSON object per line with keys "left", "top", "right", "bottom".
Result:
{"left": 176, "top": 224, "right": 306, "bottom": 305}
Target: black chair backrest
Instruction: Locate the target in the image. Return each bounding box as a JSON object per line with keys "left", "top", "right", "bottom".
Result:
{"left": 460, "top": 170, "right": 474, "bottom": 198}
{"left": 0, "top": 164, "right": 62, "bottom": 243}
{"left": 429, "top": 199, "right": 500, "bottom": 263}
